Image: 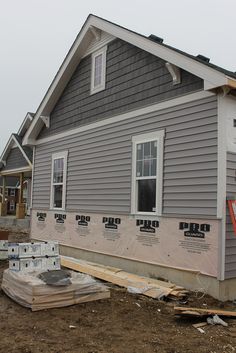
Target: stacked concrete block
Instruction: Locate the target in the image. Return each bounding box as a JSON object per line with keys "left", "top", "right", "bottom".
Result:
{"left": 0, "top": 240, "right": 8, "bottom": 260}
{"left": 8, "top": 241, "right": 60, "bottom": 272}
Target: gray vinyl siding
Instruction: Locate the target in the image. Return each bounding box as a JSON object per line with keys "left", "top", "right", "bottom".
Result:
{"left": 225, "top": 152, "right": 236, "bottom": 279}
{"left": 38, "top": 38, "right": 203, "bottom": 138}
{"left": 33, "top": 95, "right": 218, "bottom": 216}
{"left": 1, "top": 148, "right": 29, "bottom": 171}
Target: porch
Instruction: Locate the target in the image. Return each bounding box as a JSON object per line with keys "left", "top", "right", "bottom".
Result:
{"left": 0, "top": 170, "right": 32, "bottom": 219}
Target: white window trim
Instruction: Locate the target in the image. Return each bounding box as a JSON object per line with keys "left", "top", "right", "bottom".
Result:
{"left": 50, "top": 151, "right": 68, "bottom": 210}
{"left": 90, "top": 46, "right": 107, "bottom": 94}
{"left": 131, "top": 130, "right": 165, "bottom": 216}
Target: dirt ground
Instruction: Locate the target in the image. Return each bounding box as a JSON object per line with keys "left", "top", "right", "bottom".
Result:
{"left": 0, "top": 229, "right": 236, "bottom": 353}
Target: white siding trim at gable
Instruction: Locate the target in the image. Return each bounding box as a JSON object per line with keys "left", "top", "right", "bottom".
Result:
{"left": 35, "top": 90, "right": 214, "bottom": 146}
{"left": 82, "top": 31, "right": 115, "bottom": 58}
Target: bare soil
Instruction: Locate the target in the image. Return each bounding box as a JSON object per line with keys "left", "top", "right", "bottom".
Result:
{"left": 0, "top": 229, "right": 235, "bottom": 353}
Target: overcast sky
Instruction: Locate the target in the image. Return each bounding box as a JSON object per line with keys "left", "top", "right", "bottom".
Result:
{"left": 0, "top": 0, "right": 235, "bottom": 153}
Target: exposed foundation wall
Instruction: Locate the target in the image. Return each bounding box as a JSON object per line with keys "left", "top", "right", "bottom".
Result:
{"left": 31, "top": 209, "right": 220, "bottom": 279}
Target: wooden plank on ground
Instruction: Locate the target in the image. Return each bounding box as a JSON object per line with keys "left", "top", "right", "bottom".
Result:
{"left": 174, "top": 306, "right": 236, "bottom": 317}
{"left": 61, "top": 256, "right": 187, "bottom": 299}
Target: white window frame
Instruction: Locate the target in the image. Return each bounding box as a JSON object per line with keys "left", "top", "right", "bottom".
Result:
{"left": 90, "top": 46, "right": 107, "bottom": 94}
{"left": 50, "top": 151, "right": 68, "bottom": 210}
{"left": 131, "top": 130, "right": 165, "bottom": 216}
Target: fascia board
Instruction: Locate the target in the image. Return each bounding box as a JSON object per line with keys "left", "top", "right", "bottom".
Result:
{"left": 23, "top": 15, "right": 229, "bottom": 145}
{"left": 0, "top": 135, "right": 14, "bottom": 163}
{"left": 17, "top": 112, "right": 33, "bottom": 136}
{"left": 23, "top": 20, "right": 93, "bottom": 145}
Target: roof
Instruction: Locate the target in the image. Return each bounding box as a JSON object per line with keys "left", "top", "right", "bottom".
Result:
{"left": 23, "top": 14, "right": 236, "bottom": 145}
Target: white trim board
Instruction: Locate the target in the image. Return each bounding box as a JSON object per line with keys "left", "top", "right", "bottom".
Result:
{"left": 34, "top": 91, "right": 214, "bottom": 145}
{"left": 22, "top": 14, "right": 236, "bottom": 146}
{"left": 0, "top": 167, "right": 32, "bottom": 176}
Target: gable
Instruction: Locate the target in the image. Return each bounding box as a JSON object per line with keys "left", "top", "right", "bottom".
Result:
{"left": 23, "top": 15, "right": 236, "bottom": 145}
{"left": 38, "top": 38, "right": 203, "bottom": 139}
{"left": 0, "top": 134, "right": 32, "bottom": 173}
{"left": 1, "top": 147, "right": 29, "bottom": 171}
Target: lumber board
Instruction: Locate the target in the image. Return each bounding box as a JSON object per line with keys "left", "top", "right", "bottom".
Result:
{"left": 61, "top": 256, "right": 187, "bottom": 299}
{"left": 174, "top": 306, "right": 236, "bottom": 317}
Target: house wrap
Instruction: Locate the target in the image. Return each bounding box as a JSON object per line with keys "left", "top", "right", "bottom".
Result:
{"left": 23, "top": 15, "right": 236, "bottom": 300}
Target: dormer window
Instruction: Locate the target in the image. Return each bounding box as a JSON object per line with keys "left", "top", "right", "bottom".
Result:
{"left": 91, "top": 46, "right": 107, "bottom": 94}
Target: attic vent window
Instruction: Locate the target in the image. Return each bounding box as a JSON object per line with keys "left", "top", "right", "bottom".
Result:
{"left": 91, "top": 46, "right": 107, "bottom": 94}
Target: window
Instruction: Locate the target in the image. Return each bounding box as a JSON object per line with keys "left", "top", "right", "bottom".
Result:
{"left": 10, "top": 200, "right": 15, "bottom": 211}
{"left": 10, "top": 189, "right": 15, "bottom": 196}
{"left": 91, "top": 46, "right": 107, "bottom": 94}
{"left": 4, "top": 189, "right": 8, "bottom": 197}
{"left": 131, "top": 131, "right": 164, "bottom": 215}
{"left": 50, "top": 151, "right": 68, "bottom": 210}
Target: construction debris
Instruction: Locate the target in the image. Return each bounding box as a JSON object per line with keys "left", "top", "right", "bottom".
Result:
{"left": 61, "top": 256, "right": 188, "bottom": 300}
{"left": 174, "top": 306, "right": 236, "bottom": 318}
{"left": 207, "top": 314, "right": 228, "bottom": 327}
{"left": 1, "top": 268, "right": 110, "bottom": 311}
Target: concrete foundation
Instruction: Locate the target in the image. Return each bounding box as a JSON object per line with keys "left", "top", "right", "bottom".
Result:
{"left": 56, "top": 243, "right": 236, "bottom": 302}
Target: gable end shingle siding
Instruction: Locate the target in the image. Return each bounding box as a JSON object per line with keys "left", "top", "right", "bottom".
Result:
{"left": 1, "top": 148, "right": 29, "bottom": 171}
{"left": 39, "top": 38, "right": 203, "bottom": 138}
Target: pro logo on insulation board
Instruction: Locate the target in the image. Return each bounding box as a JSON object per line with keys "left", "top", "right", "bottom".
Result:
{"left": 54, "top": 214, "right": 66, "bottom": 224}
{"left": 103, "top": 217, "right": 121, "bottom": 230}
{"left": 136, "top": 219, "right": 160, "bottom": 246}
{"left": 136, "top": 220, "right": 159, "bottom": 233}
{"left": 75, "top": 215, "right": 91, "bottom": 236}
{"left": 178, "top": 222, "right": 212, "bottom": 255}
{"left": 36, "top": 212, "right": 47, "bottom": 230}
{"left": 76, "top": 215, "right": 91, "bottom": 226}
{"left": 54, "top": 214, "right": 66, "bottom": 233}
{"left": 102, "top": 217, "right": 121, "bottom": 241}
{"left": 179, "top": 222, "right": 210, "bottom": 239}
{"left": 37, "top": 212, "right": 47, "bottom": 222}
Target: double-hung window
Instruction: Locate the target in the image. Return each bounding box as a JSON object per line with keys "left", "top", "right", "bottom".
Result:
{"left": 91, "top": 46, "right": 107, "bottom": 94}
{"left": 50, "top": 151, "right": 68, "bottom": 210}
{"left": 132, "top": 130, "right": 164, "bottom": 215}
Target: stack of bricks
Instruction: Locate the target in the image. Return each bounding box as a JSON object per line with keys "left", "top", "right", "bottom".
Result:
{"left": 8, "top": 242, "right": 60, "bottom": 272}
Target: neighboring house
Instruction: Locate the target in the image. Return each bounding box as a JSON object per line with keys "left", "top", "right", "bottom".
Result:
{"left": 0, "top": 176, "right": 18, "bottom": 214}
{"left": 0, "top": 112, "right": 34, "bottom": 217}
{"left": 22, "top": 15, "right": 236, "bottom": 299}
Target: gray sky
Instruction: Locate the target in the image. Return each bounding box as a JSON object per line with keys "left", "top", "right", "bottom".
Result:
{"left": 0, "top": 0, "right": 235, "bottom": 153}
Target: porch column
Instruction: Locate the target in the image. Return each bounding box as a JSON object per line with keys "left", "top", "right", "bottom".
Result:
{"left": 0, "top": 175, "right": 7, "bottom": 216}
{"left": 16, "top": 172, "right": 25, "bottom": 219}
